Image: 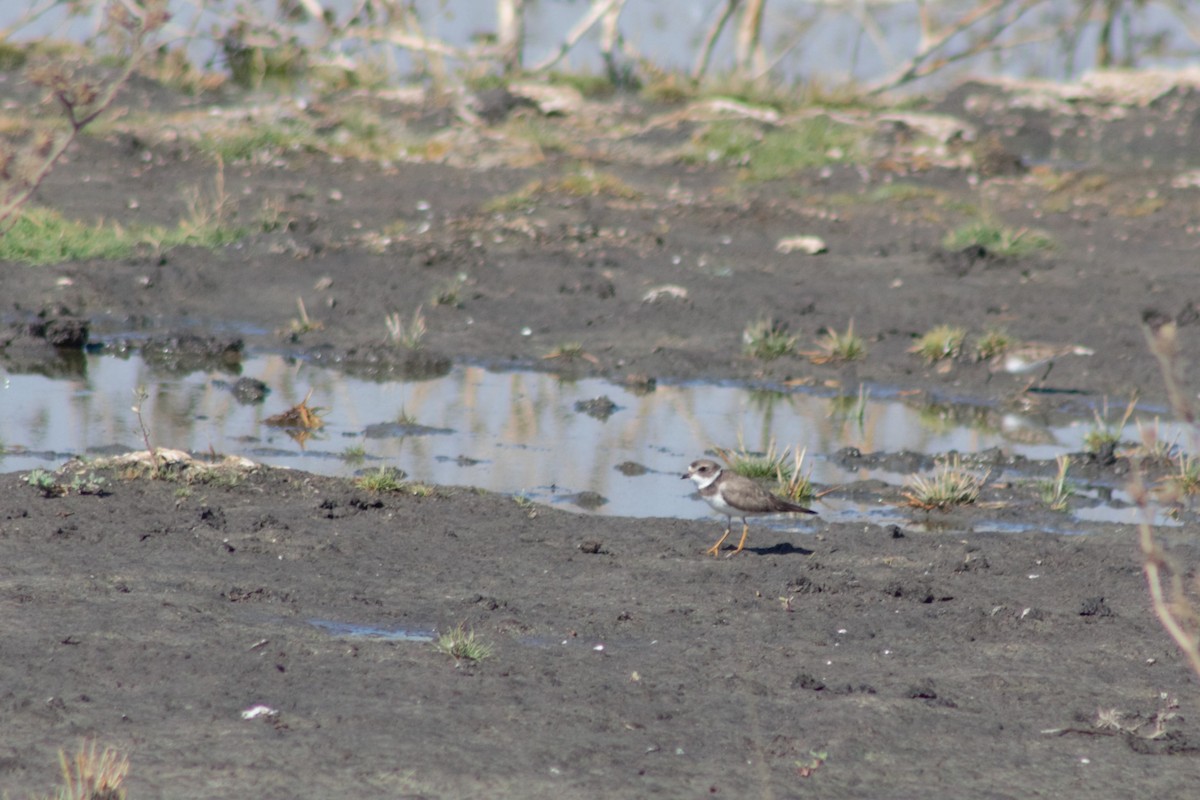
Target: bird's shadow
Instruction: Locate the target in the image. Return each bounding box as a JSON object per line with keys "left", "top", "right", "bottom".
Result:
{"left": 740, "top": 541, "right": 814, "bottom": 557}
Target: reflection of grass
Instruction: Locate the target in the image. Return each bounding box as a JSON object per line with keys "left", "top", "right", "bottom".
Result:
{"left": 829, "top": 385, "right": 869, "bottom": 430}
{"left": 340, "top": 443, "right": 366, "bottom": 464}
{"left": 904, "top": 456, "right": 986, "bottom": 510}
{"left": 942, "top": 220, "right": 1054, "bottom": 257}
{"left": 909, "top": 324, "right": 966, "bottom": 364}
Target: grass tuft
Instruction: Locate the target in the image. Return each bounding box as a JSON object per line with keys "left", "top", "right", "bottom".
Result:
{"left": 743, "top": 317, "right": 796, "bottom": 360}
{"left": 903, "top": 455, "right": 987, "bottom": 510}
{"left": 1084, "top": 396, "right": 1136, "bottom": 456}
{"left": 1037, "top": 454, "right": 1074, "bottom": 511}
{"left": 434, "top": 622, "right": 493, "bottom": 663}
{"left": 807, "top": 320, "right": 866, "bottom": 364}
{"left": 49, "top": 739, "right": 130, "bottom": 800}
{"left": 714, "top": 437, "right": 792, "bottom": 481}
{"left": 942, "top": 220, "right": 1055, "bottom": 257}
{"left": 386, "top": 306, "right": 427, "bottom": 350}
{"left": 776, "top": 447, "right": 814, "bottom": 503}
{"left": 974, "top": 327, "right": 1013, "bottom": 362}
{"left": 354, "top": 466, "right": 405, "bottom": 492}
{"left": 909, "top": 324, "right": 966, "bottom": 364}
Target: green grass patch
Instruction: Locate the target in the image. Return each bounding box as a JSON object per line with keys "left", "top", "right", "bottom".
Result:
{"left": 0, "top": 206, "right": 245, "bottom": 265}
{"left": 687, "top": 117, "right": 862, "bottom": 181}
{"left": 942, "top": 220, "right": 1055, "bottom": 257}
{"left": 197, "top": 120, "right": 313, "bottom": 162}
{"left": 482, "top": 166, "right": 638, "bottom": 213}
{"left": 434, "top": 623, "right": 493, "bottom": 663}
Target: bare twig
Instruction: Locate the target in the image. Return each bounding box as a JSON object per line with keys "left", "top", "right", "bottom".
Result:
{"left": 693, "top": 0, "right": 741, "bottom": 81}
{"left": 865, "top": 0, "right": 1047, "bottom": 95}
{"left": 529, "top": 0, "right": 628, "bottom": 73}
{"left": 0, "top": 0, "right": 166, "bottom": 229}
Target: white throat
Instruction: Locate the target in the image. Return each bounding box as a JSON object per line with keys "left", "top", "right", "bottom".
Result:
{"left": 691, "top": 467, "right": 722, "bottom": 490}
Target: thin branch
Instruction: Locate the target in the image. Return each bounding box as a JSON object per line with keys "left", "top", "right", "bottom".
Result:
{"left": 528, "top": 0, "right": 627, "bottom": 73}
{"left": 865, "top": 0, "right": 1048, "bottom": 94}
{"left": 693, "top": 0, "right": 741, "bottom": 81}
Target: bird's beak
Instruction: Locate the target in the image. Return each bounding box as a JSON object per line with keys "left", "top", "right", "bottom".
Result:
{"left": 680, "top": 472, "right": 689, "bottom": 480}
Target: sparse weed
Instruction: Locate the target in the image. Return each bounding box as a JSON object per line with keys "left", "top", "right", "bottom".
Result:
{"left": 743, "top": 317, "right": 796, "bottom": 361}
{"left": 434, "top": 622, "right": 493, "bottom": 663}
{"left": 1037, "top": 454, "right": 1074, "bottom": 511}
{"left": 69, "top": 471, "right": 107, "bottom": 495}
{"left": 974, "top": 328, "right": 1013, "bottom": 362}
{"left": 554, "top": 166, "right": 640, "bottom": 199}
{"left": 386, "top": 306, "right": 427, "bottom": 350}
{"left": 1084, "top": 396, "right": 1136, "bottom": 456}
{"left": 431, "top": 272, "right": 469, "bottom": 307}
{"left": 942, "top": 220, "right": 1055, "bottom": 257}
{"left": 354, "top": 466, "right": 405, "bottom": 492}
{"left": 289, "top": 297, "right": 324, "bottom": 335}
{"left": 131, "top": 386, "right": 163, "bottom": 477}
{"left": 1169, "top": 453, "right": 1200, "bottom": 497}
{"left": 1131, "top": 417, "right": 1177, "bottom": 463}
{"left": 542, "top": 342, "right": 599, "bottom": 365}
{"left": 909, "top": 324, "right": 966, "bottom": 364}
{"left": 23, "top": 468, "right": 63, "bottom": 497}
{"left": 903, "top": 456, "right": 987, "bottom": 509}
{"left": 807, "top": 320, "right": 866, "bottom": 364}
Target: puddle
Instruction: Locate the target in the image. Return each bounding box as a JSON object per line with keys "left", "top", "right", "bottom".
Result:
{"left": 0, "top": 353, "right": 1185, "bottom": 526}
{"left": 307, "top": 619, "right": 436, "bottom": 642}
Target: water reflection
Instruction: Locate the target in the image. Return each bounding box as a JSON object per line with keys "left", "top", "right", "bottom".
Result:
{"left": 0, "top": 353, "right": 1184, "bottom": 522}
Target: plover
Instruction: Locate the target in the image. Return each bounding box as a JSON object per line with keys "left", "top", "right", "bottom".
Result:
{"left": 683, "top": 458, "right": 817, "bottom": 557}
{"left": 989, "top": 343, "right": 1094, "bottom": 387}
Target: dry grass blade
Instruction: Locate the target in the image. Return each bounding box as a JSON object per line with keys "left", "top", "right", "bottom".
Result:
{"left": 56, "top": 739, "right": 130, "bottom": 800}
{"left": 1136, "top": 310, "right": 1200, "bottom": 680}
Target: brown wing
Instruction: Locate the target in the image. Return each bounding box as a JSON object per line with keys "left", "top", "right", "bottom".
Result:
{"left": 768, "top": 495, "right": 818, "bottom": 515}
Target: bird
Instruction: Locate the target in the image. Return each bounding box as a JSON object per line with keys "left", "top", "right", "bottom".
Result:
{"left": 988, "top": 343, "right": 1094, "bottom": 389}
{"left": 682, "top": 458, "right": 817, "bottom": 557}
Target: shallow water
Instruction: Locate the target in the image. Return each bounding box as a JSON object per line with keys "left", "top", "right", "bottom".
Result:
{"left": 0, "top": 353, "right": 1180, "bottom": 527}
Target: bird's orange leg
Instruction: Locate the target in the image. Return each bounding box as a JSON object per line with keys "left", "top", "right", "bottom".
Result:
{"left": 727, "top": 520, "right": 751, "bottom": 557}
{"left": 706, "top": 522, "right": 732, "bottom": 556}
